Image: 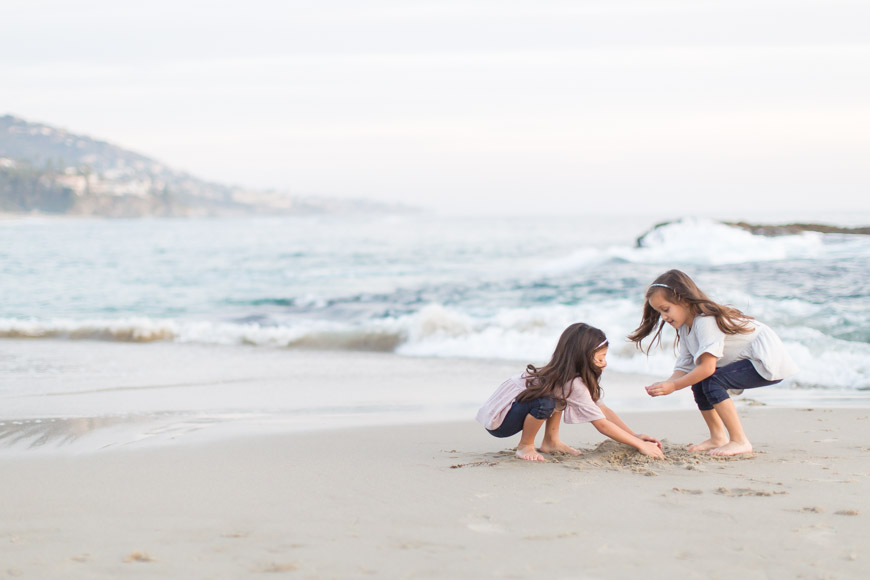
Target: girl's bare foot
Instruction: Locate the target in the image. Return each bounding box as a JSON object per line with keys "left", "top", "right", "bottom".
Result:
{"left": 709, "top": 441, "right": 753, "bottom": 456}
{"left": 688, "top": 438, "right": 728, "bottom": 452}
{"left": 540, "top": 440, "right": 582, "bottom": 455}
{"left": 515, "top": 444, "right": 546, "bottom": 461}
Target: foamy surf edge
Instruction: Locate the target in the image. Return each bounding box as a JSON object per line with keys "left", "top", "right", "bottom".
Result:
{"left": 3, "top": 303, "right": 868, "bottom": 392}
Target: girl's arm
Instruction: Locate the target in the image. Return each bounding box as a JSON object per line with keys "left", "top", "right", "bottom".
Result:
{"left": 646, "top": 353, "right": 717, "bottom": 397}
{"left": 591, "top": 408, "right": 664, "bottom": 458}
{"left": 598, "top": 403, "right": 661, "bottom": 448}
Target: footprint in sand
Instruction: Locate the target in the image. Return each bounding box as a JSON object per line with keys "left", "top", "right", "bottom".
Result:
{"left": 465, "top": 515, "right": 506, "bottom": 534}
{"left": 799, "top": 506, "right": 824, "bottom": 513}
{"left": 715, "top": 487, "right": 788, "bottom": 497}
{"left": 255, "top": 562, "right": 298, "bottom": 573}
{"left": 123, "top": 551, "right": 154, "bottom": 563}
{"left": 792, "top": 523, "right": 836, "bottom": 546}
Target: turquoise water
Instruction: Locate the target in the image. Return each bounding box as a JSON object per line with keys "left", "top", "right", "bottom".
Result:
{"left": 2, "top": 213, "right": 870, "bottom": 392}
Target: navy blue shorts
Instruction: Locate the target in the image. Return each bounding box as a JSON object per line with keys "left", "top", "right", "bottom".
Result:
{"left": 691, "top": 359, "right": 781, "bottom": 411}
{"left": 486, "top": 397, "right": 556, "bottom": 438}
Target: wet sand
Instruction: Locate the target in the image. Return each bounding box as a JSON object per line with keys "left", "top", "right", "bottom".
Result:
{"left": 1, "top": 407, "right": 868, "bottom": 579}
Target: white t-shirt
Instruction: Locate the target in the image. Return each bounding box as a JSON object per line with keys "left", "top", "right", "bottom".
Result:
{"left": 674, "top": 315, "right": 798, "bottom": 381}
{"left": 475, "top": 374, "right": 606, "bottom": 430}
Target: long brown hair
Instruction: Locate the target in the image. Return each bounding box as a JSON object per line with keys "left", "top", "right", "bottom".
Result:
{"left": 627, "top": 269, "right": 753, "bottom": 353}
{"left": 517, "top": 322, "right": 607, "bottom": 405}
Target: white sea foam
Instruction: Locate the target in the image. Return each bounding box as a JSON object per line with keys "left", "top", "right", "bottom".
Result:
{"left": 630, "top": 218, "right": 826, "bottom": 265}
{"left": 398, "top": 302, "right": 698, "bottom": 377}
{"left": 777, "top": 328, "right": 870, "bottom": 390}
{"left": 2, "top": 215, "right": 868, "bottom": 397}
{"left": 536, "top": 247, "right": 612, "bottom": 274}
{"left": 1, "top": 294, "right": 867, "bottom": 391}
{"left": 0, "top": 316, "right": 409, "bottom": 353}
{"left": 540, "top": 218, "right": 833, "bottom": 273}
{"left": 0, "top": 317, "right": 180, "bottom": 342}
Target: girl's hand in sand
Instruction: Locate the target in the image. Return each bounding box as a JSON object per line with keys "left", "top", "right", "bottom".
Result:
{"left": 637, "top": 434, "right": 663, "bottom": 450}
{"left": 637, "top": 440, "right": 664, "bottom": 459}
{"left": 645, "top": 381, "right": 676, "bottom": 397}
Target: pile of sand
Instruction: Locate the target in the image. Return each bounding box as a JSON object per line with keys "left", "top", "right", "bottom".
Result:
{"left": 458, "top": 439, "right": 749, "bottom": 476}
{"left": 573, "top": 439, "right": 737, "bottom": 475}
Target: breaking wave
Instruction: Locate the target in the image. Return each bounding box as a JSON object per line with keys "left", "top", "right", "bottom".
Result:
{"left": 3, "top": 215, "right": 869, "bottom": 392}
{"left": 4, "top": 297, "right": 869, "bottom": 391}
{"left": 540, "top": 217, "right": 866, "bottom": 273}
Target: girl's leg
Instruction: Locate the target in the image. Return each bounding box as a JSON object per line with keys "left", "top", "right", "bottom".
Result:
{"left": 516, "top": 414, "right": 547, "bottom": 461}
{"left": 540, "top": 411, "right": 582, "bottom": 455}
{"left": 688, "top": 408, "right": 729, "bottom": 452}
{"left": 699, "top": 360, "right": 779, "bottom": 456}
{"left": 689, "top": 382, "right": 729, "bottom": 452}
{"left": 708, "top": 398, "right": 752, "bottom": 456}
{"left": 495, "top": 396, "right": 555, "bottom": 461}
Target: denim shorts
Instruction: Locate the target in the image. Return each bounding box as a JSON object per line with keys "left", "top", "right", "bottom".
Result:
{"left": 691, "top": 359, "right": 781, "bottom": 411}
{"left": 486, "top": 396, "right": 557, "bottom": 438}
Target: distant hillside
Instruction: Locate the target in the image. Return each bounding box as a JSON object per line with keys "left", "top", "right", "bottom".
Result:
{"left": 0, "top": 115, "right": 407, "bottom": 217}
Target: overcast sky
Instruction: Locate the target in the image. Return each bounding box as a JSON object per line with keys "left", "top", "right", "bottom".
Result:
{"left": 2, "top": 0, "right": 869, "bottom": 217}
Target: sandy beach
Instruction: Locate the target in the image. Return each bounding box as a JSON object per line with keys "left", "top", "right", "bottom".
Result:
{"left": 5, "top": 2, "right": 870, "bottom": 574}
{"left": 2, "top": 401, "right": 868, "bottom": 578}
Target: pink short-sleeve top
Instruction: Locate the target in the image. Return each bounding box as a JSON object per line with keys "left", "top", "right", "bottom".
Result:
{"left": 475, "top": 374, "right": 605, "bottom": 430}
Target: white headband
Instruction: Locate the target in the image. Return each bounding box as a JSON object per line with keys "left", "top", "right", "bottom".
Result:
{"left": 649, "top": 283, "right": 671, "bottom": 290}
{"left": 596, "top": 339, "right": 608, "bottom": 349}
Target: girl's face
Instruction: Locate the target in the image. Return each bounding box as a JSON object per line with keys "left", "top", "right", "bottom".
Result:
{"left": 593, "top": 346, "right": 608, "bottom": 370}
{"left": 648, "top": 291, "right": 693, "bottom": 329}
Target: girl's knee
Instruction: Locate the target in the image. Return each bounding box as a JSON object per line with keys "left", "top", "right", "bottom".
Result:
{"left": 701, "top": 377, "right": 731, "bottom": 406}
{"left": 692, "top": 383, "right": 714, "bottom": 411}
{"left": 486, "top": 428, "right": 517, "bottom": 438}
{"left": 529, "top": 397, "right": 556, "bottom": 420}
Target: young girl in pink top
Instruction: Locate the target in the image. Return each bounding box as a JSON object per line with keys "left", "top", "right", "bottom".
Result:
{"left": 476, "top": 322, "right": 664, "bottom": 461}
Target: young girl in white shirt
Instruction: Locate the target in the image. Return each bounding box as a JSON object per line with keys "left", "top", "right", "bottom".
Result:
{"left": 476, "top": 322, "right": 664, "bottom": 462}
{"left": 629, "top": 269, "right": 798, "bottom": 456}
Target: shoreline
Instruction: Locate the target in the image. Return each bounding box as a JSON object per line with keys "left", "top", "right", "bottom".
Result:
{"left": 1, "top": 408, "right": 868, "bottom": 578}
{"left": 2, "top": 338, "right": 870, "bottom": 455}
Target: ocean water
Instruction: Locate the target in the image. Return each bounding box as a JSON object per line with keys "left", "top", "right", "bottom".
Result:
{"left": 3, "top": 214, "right": 869, "bottom": 385}
{"left": 1, "top": 213, "right": 870, "bottom": 447}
